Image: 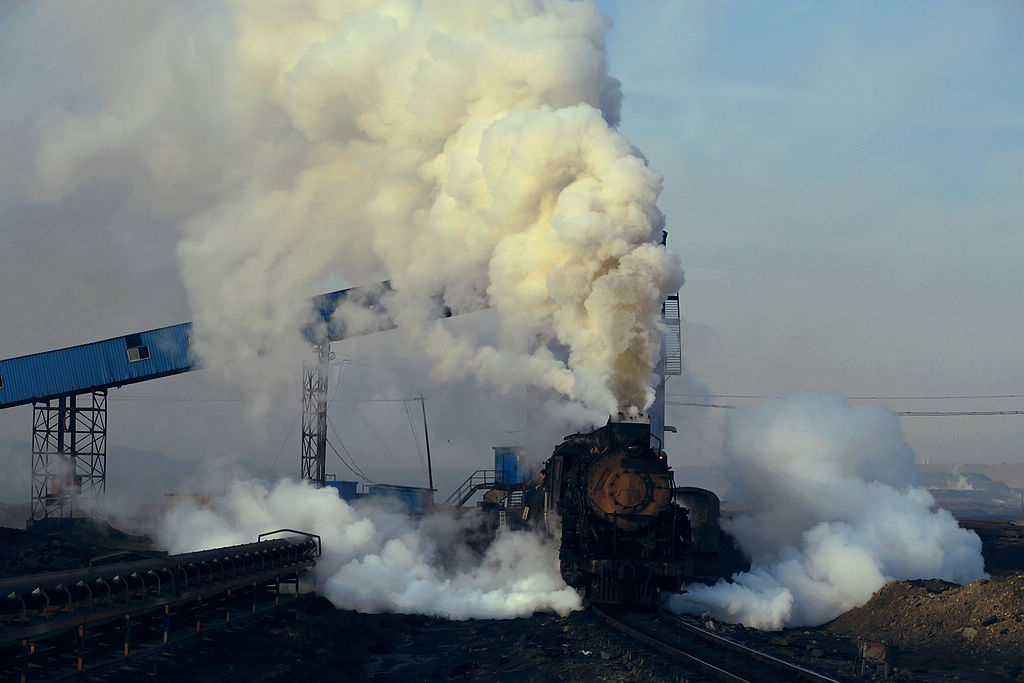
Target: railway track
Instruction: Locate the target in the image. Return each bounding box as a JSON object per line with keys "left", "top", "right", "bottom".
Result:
{"left": 592, "top": 606, "right": 844, "bottom": 683}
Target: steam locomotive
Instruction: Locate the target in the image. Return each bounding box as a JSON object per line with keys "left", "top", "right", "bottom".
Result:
{"left": 541, "top": 417, "right": 721, "bottom": 605}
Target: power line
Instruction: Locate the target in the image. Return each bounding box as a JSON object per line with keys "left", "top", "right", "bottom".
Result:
{"left": 108, "top": 395, "right": 420, "bottom": 403}
{"left": 403, "top": 399, "right": 428, "bottom": 484}
{"left": 329, "top": 397, "right": 425, "bottom": 403}
{"left": 667, "top": 401, "right": 738, "bottom": 410}
{"left": 666, "top": 393, "right": 1024, "bottom": 401}
{"left": 109, "top": 397, "right": 247, "bottom": 402}
{"left": 666, "top": 401, "right": 1024, "bottom": 417}
{"left": 327, "top": 437, "right": 375, "bottom": 482}
{"left": 262, "top": 412, "right": 301, "bottom": 480}
{"left": 327, "top": 415, "right": 374, "bottom": 482}
{"left": 897, "top": 410, "right": 1024, "bottom": 417}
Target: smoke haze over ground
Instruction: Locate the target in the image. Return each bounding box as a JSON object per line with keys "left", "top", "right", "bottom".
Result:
{"left": 159, "top": 479, "right": 581, "bottom": 619}
{"left": 669, "top": 393, "right": 987, "bottom": 630}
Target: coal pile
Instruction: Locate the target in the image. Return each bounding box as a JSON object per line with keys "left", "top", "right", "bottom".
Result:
{"left": 827, "top": 576, "right": 1024, "bottom": 679}
{"left": 0, "top": 521, "right": 154, "bottom": 578}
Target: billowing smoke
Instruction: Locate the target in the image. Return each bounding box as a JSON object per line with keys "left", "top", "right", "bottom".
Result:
{"left": 159, "top": 479, "right": 581, "bottom": 618}
{"left": 178, "top": 1, "right": 679, "bottom": 415}
{"left": 8, "top": 1, "right": 679, "bottom": 415}
{"left": 668, "top": 393, "right": 986, "bottom": 630}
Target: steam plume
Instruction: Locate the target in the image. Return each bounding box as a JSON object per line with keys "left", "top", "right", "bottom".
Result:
{"left": 11, "top": 1, "right": 679, "bottom": 414}
{"left": 159, "top": 479, "right": 581, "bottom": 619}
{"left": 668, "top": 393, "right": 986, "bottom": 630}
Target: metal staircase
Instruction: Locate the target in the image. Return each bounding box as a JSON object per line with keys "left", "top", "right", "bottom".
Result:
{"left": 661, "top": 294, "right": 682, "bottom": 376}
{"left": 445, "top": 469, "right": 529, "bottom": 516}
{"left": 444, "top": 469, "right": 500, "bottom": 507}
{"left": 506, "top": 489, "right": 524, "bottom": 512}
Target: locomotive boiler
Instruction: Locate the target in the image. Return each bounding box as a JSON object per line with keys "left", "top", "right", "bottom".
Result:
{"left": 542, "top": 417, "right": 720, "bottom": 605}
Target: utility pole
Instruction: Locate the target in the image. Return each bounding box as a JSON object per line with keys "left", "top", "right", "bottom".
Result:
{"left": 420, "top": 395, "right": 434, "bottom": 491}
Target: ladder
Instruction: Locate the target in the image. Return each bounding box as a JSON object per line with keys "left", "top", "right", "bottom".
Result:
{"left": 661, "top": 294, "right": 682, "bottom": 376}
{"left": 506, "top": 489, "right": 524, "bottom": 512}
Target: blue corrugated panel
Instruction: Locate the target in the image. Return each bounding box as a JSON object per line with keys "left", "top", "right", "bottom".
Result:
{"left": 301, "top": 281, "right": 456, "bottom": 343}
{"left": 367, "top": 484, "right": 434, "bottom": 515}
{"left": 303, "top": 282, "right": 396, "bottom": 343}
{"left": 325, "top": 480, "right": 360, "bottom": 500}
{"left": 493, "top": 446, "right": 524, "bottom": 484}
{"left": 0, "top": 323, "right": 195, "bottom": 409}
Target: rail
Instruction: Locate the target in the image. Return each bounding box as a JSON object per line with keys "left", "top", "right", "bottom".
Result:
{"left": 592, "top": 606, "right": 841, "bottom": 683}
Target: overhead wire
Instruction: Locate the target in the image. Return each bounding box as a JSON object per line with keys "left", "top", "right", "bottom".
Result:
{"left": 403, "top": 399, "right": 429, "bottom": 484}
{"left": 327, "top": 414, "right": 375, "bottom": 482}
{"left": 327, "top": 437, "right": 375, "bottom": 482}
{"left": 666, "top": 393, "right": 1024, "bottom": 401}
{"left": 666, "top": 401, "right": 1024, "bottom": 417}
{"left": 262, "top": 412, "right": 301, "bottom": 480}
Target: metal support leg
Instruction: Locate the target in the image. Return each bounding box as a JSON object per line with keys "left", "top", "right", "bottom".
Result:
{"left": 77, "top": 624, "right": 85, "bottom": 673}
{"left": 30, "top": 390, "right": 106, "bottom": 522}
{"left": 163, "top": 604, "right": 170, "bottom": 650}
{"left": 123, "top": 613, "right": 131, "bottom": 658}
{"left": 300, "top": 341, "right": 329, "bottom": 486}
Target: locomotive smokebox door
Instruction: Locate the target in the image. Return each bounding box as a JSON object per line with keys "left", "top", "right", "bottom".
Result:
{"left": 586, "top": 451, "right": 671, "bottom": 531}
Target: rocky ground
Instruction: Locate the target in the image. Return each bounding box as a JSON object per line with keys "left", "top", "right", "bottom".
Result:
{"left": 4, "top": 518, "right": 1024, "bottom": 681}
{"left": 133, "top": 600, "right": 667, "bottom": 682}
{"left": 731, "top": 519, "right": 1024, "bottom": 682}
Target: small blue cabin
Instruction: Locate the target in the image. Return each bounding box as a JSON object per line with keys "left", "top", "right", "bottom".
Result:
{"left": 493, "top": 446, "right": 525, "bottom": 485}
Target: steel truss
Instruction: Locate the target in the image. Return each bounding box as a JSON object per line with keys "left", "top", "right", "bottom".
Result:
{"left": 31, "top": 390, "right": 107, "bottom": 522}
{"left": 300, "top": 341, "right": 329, "bottom": 486}
{"left": 0, "top": 536, "right": 320, "bottom": 681}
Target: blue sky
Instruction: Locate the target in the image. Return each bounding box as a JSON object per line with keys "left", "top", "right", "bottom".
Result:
{"left": 599, "top": 1, "right": 1024, "bottom": 462}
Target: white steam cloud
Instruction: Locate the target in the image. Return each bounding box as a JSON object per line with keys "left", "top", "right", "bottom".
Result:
{"left": 11, "top": 1, "right": 679, "bottom": 415}
{"left": 668, "top": 393, "right": 986, "bottom": 630}
{"left": 159, "top": 479, "right": 581, "bottom": 619}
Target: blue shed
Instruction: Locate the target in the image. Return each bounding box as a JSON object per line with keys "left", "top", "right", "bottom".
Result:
{"left": 493, "top": 446, "right": 525, "bottom": 484}
{"left": 366, "top": 484, "right": 434, "bottom": 516}
{"left": 325, "top": 480, "right": 360, "bottom": 500}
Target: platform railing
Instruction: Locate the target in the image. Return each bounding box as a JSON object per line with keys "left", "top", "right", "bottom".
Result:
{"left": 444, "top": 469, "right": 501, "bottom": 507}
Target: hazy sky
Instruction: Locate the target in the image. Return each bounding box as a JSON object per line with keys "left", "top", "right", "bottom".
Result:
{"left": 601, "top": 0, "right": 1024, "bottom": 464}
{"left": 1, "top": 1, "right": 1022, "bottom": 505}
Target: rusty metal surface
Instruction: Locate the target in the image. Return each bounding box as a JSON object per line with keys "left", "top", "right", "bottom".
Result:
{"left": 585, "top": 450, "right": 672, "bottom": 531}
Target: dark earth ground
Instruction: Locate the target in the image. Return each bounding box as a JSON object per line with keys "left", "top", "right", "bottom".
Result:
{"left": 3, "top": 518, "right": 1024, "bottom": 682}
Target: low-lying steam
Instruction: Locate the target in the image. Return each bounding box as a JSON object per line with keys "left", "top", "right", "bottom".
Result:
{"left": 159, "top": 479, "right": 581, "bottom": 619}
{"left": 668, "top": 393, "right": 986, "bottom": 630}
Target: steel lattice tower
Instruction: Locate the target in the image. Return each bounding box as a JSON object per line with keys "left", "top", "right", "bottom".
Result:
{"left": 30, "top": 390, "right": 107, "bottom": 521}
{"left": 300, "top": 341, "right": 329, "bottom": 486}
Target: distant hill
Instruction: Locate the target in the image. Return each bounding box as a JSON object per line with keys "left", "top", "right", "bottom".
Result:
{"left": 919, "top": 463, "right": 1024, "bottom": 490}
{"left": 0, "top": 440, "right": 199, "bottom": 505}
